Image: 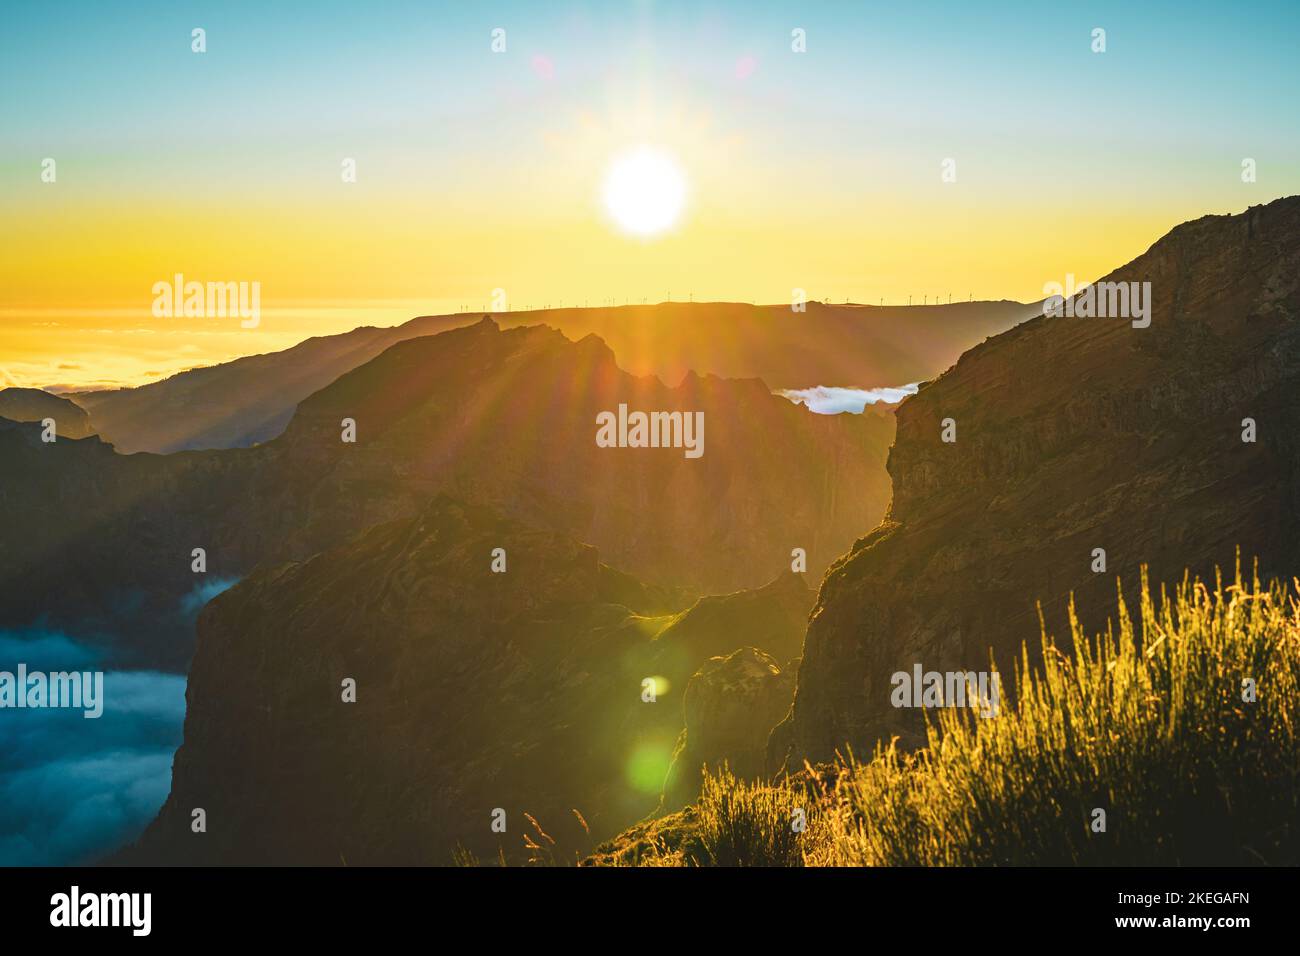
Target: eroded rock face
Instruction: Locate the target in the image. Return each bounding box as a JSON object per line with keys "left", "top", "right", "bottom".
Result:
{"left": 123, "top": 498, "right": 809, "bottom": 865}
{"left": 773, "top": 197, "right": 1300, "bottom": 766}
{"left": 662, "top": 647, "right": 795, "bottom": 811}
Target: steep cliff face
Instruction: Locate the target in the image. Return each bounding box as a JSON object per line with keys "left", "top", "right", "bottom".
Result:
{"left": 773, "top": 197, "right": 1300, "bottom": 765}
{"left": 125, "top": 497, "right": 807, "bottom": 865}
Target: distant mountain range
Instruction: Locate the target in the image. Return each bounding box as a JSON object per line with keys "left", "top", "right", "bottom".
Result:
{"left": 1, "top": 319, "right": 891, "bottom": 669}
{"left": 67, "top": 299, "right": 1039, "bottom": 454}
{"left": 0, "top": 387, "right": 94, "bottom": 439}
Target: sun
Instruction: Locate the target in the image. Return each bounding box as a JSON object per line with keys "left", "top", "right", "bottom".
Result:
{"left": 601, "top": 146, "right": 687, "bottom": 238}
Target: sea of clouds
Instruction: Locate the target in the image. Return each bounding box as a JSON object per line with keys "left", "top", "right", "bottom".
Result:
{"left": 0, "top": 577, "right": 236, "bottom": 865}
{"left": 777, "top": 384, "right": 919, "bottom": 414}
{"left": 0, "top": 631, "right": 184, "bottom": 865}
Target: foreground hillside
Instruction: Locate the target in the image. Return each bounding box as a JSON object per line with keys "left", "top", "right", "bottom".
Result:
{"left": 70, "top": 300, "right": 1035, "bottom": 454}
{"left": 589, "top": 565, "right": 1300, "bottom": 866}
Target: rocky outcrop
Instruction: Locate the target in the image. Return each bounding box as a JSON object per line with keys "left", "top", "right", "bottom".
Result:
{"left": 643, "top": 571, "right": 810, "bottom": 681}
{"left": 0, "top": 387, "right": 94, "bottom": 438}
{"left": 123, "top": 497, "right": 807, "bottom": 865}
{"left": 773, "top": 196, "right": 1300, "bottom": 766}
{"left": 662, "top": 647, "right": 795, "bottom": 811}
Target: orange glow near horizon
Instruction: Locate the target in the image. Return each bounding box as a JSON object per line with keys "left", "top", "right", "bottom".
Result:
{"left": 0, "top": 195, "right": 1217, "bottom": 392}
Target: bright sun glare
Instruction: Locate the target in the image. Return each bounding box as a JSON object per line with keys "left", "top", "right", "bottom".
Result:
{"left": 602, "top": 146, "right": 687, "bottom": 238}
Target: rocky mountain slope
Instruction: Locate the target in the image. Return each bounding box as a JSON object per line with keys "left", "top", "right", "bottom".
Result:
{"left": 240, "top": 317, "right": 894, "bottom": 594}
{"left": 69, "top": 300, "right": 1035, "bottom": 453}
{"left": 123, "top": 497, "right": 810, "bottom": 865}
{"left": 772, "top": 196, "right": 1300, "bottom": 766}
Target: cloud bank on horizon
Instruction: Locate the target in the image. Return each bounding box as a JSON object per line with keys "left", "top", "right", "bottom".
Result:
{"left": 779, "top": 384, "right": 919, "bottom": 414}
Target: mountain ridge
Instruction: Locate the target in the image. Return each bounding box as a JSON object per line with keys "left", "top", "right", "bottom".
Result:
{"left": 68, "top": 299, "right": 1037, "bottom": 453}
{"left": 1, "top": 319, "right": 890, "bottom": 667}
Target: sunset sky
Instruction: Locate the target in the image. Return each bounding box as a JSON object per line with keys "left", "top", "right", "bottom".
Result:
{"left": 2, "top": 0, "right": 1298, "bottom": 389}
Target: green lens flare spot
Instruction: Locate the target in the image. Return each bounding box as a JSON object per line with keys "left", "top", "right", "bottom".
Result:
{"left": 625, "top": 744, "right": 673, "bottom": 794}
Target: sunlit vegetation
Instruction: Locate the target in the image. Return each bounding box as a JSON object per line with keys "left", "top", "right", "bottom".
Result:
{"left": 588, "top": 562, "right": 1300, "bottom": 866}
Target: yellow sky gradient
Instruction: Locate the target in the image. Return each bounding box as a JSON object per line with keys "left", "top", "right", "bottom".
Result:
{"left": 0, "top": 187, "right": 1230, "bottom": 391}
{"left": 5, "top": 3, "right": 1297, "bottom": 391}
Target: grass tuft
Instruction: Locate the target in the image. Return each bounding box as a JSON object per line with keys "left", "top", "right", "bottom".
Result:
{"left": 609, "top": 562, "right": 1300, "bottom": 866}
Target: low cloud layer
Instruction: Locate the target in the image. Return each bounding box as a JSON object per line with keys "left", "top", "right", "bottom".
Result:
{"left": 778, "top": 384, "right": 919, "bottom": 414}
{"left": 0, "top": 631, "right": 185, "bottom": 865}
{"left": 179, "top": 576, "right": 238, "bottom": 619}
